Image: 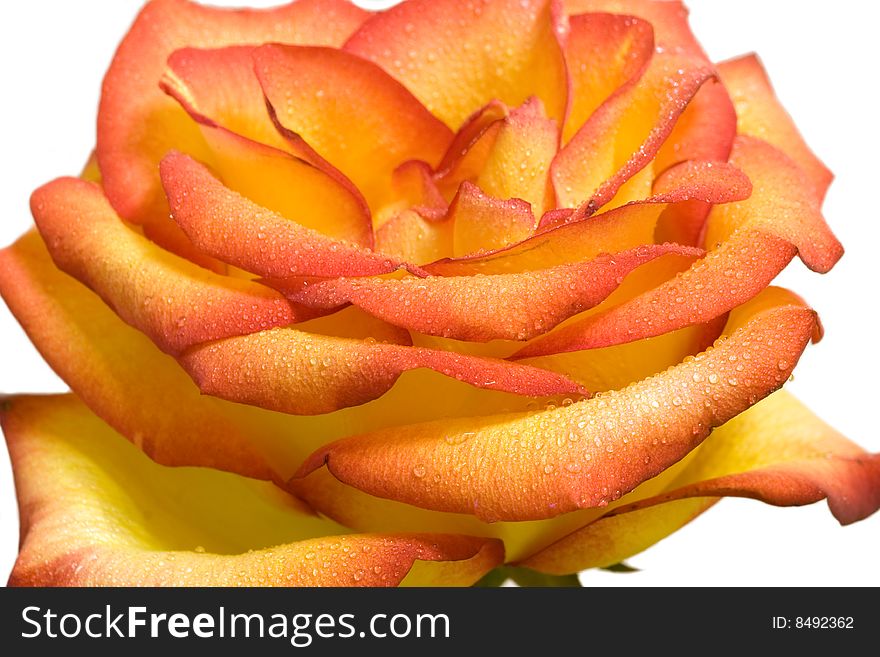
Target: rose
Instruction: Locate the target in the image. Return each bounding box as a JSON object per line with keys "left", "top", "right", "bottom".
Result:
{"left": 1, "top": 0, "right": 878, "bottom": 588}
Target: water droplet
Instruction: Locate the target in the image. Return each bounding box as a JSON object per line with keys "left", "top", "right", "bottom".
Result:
{"left": 413, "top": 465, "right": 427, "bottom": 478}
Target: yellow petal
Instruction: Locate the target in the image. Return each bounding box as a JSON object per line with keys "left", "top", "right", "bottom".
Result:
{"left": 1, "top": 395, "right": 502, "bottom": 586}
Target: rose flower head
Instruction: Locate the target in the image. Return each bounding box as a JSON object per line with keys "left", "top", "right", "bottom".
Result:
{"left": 1, "top": 0, "right": 878, "bottom": 587}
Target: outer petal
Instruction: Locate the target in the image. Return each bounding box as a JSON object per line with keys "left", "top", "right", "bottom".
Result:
{"left": 161, "top": 152, "right": 406, "bottom": 278}
{"left": 562, "top": 13, "right": 654, "bottom": 143}
{"left": 704, "top": 136, "right": 841, "bottom": 272}
{"left": 521, "top": 391, "right": 880, "bottom": 573}
{"left": 255, "top": 44, "right": 453, "bottom": 213}
{"left": 344, "top": 0, "right": 568, "bottom": 130}
{"left": 31, "top": 177, "right": 300, "bottom": 356}
{"left": 1, "top": 395, "right": 503, "bottom": 587}
{"left": 718, "top": 54, "right": 833, "bottom": 201}
{"left": 161, "top": 46, "right": 373, "bottom": 246}
{"left": 295, "top": 294, "right": 817, "bottom": 522}
{"left": 180, "top": 326, "right": 587, "bottom": 416}
{"left": 97, "top": 0, "right": 368, "bottom": 227}
{"left": 270, "top": 244, "right": 702, "bottom": 342}
{"left": 0, "top": 231, "right": 577, "bottom": 482}
{"left": 514, "top": 136, "right": 841, "bottom": 357}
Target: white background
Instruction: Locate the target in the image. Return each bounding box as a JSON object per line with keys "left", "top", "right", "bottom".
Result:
{"left": 0, "top": 0, "right": 877, "bottom": 587}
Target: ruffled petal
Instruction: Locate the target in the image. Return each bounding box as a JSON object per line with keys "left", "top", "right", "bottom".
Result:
{"left": 31, "top": 177, "right": 300, "bottom": 356}
{"left": 270, "top": 244, "right": 702, "bottom": 342}
{"left": 426, "top": 161, "right": 750, "bottom": 276}
{"left": 521, "top": 391, "right": 880, "bottom": 573}
{"left": 704, "top": 136, "right": 841, "bottom": 272}
{"left": 295, "top": 292, "right": 817, "bottom": 521}
{"left": 97, "top": 0, "right": 368, "bottom": 230}
{"left": 514, "top": 136, "right": 841, "bottom": 357}
{"left": 2, "top": 395, "right": 503, "bottom": 587}
{"left": 718, "top": 54, "right": 833, "bottom": 201}
{"left": 161, "top": 152, "right": 405, "bottom": 278}
{"left": 255, "top": 43, "right": 453, "bottom": 213}
{"left": 344, "top": 0, "right": 568, "bottom": 130}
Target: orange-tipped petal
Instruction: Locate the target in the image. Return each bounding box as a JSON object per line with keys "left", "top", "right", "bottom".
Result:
{"left": 161, "top": 46, "right": 373, "bottom": 246}
{"left": 451, "top": 183, "right": 536, "bottom": 257}
{"left": 295, "top": 295, "right": 817, "bottom": 522}
{"left": 653, "top": 160, "right": 751, "bottom": 246}
{"left": 435, "top": 101, "right": 509, "bottom": 201}
{"left": 344, "top": 0, "right": 568, "bottom": 130}
{"left": 562, "top": 2, "right": 737, "bottom": 213}
{"left": 513, "top": 229, "right": 793, "bottom": 358}
{"left": 552, "top": 53, "right": 715, "bottom": 210}
{"left": 375, "top": 210, "right": 454, "bottom": 265}
{"left": 475, "top": 98, "right": 559, "bottom": 215}
{"left": 162, "top": 45, "right": 290, "bottom": 151}
{"left": 515, "top": 136, "right": 842, "bottom": 357}
{"left": 2, "top": 395, "right": 503, "bottom": 587}
{"left": 31, "top": 177, "right": 299, "bottom": 356}
{"left": 161, "top": 152, "right": 402, "bottom": 278}
{"left": 563, "top": 12, "right": 654, "bottom": 143}
{"left": 271, "top": 244, "right": 702, "bottom": 342}
{"left": 565, "top": 0, "right": 705, "bottom": 58}
{"left": 255, "top": 43, "right": 453, "bottom": 213}
{"left": 385, "top": 160, "right": 448, "bottom": 222}
{"left": 653, "top": 73, "right": 736, "bottom": 174}
{"left": 718, "top": 54, "right": 833, "bottom": 201}
{"left": 427, "top": 160, "right": 749, "bottom": 276}
{"left": 97, "top": 0, "right": 368, "bottom": 227}
{"left": 650, "top": 160, "right": 751, "bottom": 204}
{"left": 521, "top": 391, "right": 880, "bottom": 573}
{"left": 704, "top": 135, "right": 842, "bottom": 273}
{"left": 180, "top": 328, "right": 588, "bottom": 416}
